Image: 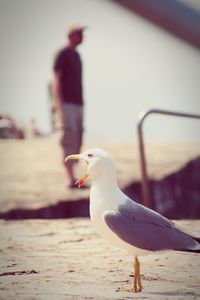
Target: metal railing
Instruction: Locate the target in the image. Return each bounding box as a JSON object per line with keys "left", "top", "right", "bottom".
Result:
{"left": 137, "top": 108, "right": 200, "bottom": 208}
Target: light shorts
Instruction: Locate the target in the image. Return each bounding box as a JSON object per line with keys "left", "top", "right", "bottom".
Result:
{"left": 60, "top": 102, "right": 83, "bottom": 158}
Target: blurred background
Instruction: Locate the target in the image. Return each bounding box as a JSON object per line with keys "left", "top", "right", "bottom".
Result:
{"left": 0, "top": 0, "right": 200, "bottom": 219}
{"left": 0, "top": 0, "right": 200, "bottom": 142}
{"left": 1, "top": 3, "right": 200, "bottom": 297}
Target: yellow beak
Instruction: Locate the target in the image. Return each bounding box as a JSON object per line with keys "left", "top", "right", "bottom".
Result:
{"left": 65, "top": 154, "right": 81, "bottom": 162}
{"left": 65, "top": 154, "right": 89, "bottom": 188}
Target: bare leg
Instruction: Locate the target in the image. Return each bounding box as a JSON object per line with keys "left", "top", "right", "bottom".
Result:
{"left": 134, "top": 256, "right": 143, "bottom": 292}
{"left": 116, "top": 256, "right": 143, "bottom": 293}
{"left": 134, "top": 258, "right": 138, "bottom": 292}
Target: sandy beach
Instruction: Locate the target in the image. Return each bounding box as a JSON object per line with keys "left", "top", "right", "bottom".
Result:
{"left": 0, "top": 137, "right": 200, "bottom": 299}
{"left": 0, "top": 137, "right": 199, "bottom": 212}
{"left": 0, "top": 219, "right": 200, "bottom": 300}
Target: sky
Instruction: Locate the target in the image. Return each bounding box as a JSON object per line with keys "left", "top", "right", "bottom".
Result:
{"left": 0, "top": 0, "right": 200, "bottom": 142}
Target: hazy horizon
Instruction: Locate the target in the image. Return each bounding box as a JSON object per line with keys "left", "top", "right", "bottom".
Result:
{"left": 1, "top": 0, "right": 200, "bottom": 142}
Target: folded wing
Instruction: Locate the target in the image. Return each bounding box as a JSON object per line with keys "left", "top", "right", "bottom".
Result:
{"left": 104, "top": 198, "right": 200, "bottom": 252}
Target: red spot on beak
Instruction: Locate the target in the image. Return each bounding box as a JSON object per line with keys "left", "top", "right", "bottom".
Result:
{"left": 75, "top": 178, "right": 84, "bottom": 188}
{"left": 75, "top": 175, "right": 89, "bottom": 188}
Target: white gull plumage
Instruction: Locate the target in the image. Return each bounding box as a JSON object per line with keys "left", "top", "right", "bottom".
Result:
{"left": 66, "top": 148, "right": 200, "bottom": 293}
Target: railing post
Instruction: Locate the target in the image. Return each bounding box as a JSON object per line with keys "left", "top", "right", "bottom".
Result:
{"left": 137, "top": 111, "right": 152, "bottom": 208}
{"left": 137, "top": 108, "right": 200, "bottom": 209}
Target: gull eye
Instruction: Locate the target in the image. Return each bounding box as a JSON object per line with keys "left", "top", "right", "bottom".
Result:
{"left": 87, "top": 153, "right": 93, "bottom": 158}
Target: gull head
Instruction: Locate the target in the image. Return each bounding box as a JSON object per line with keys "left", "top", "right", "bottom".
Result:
{"left": 65, "top": 148, "right": 116, "bottom": 187}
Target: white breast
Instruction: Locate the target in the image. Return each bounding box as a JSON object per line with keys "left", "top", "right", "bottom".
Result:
{"left": 89, "top": 185, "right": 150, "bottom": 256}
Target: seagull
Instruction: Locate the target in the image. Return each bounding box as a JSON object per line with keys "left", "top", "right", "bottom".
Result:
{"left": 65, "top": 148, "right": 200, "bottom": 293}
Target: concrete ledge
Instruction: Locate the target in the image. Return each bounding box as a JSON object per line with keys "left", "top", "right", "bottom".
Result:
{"left": 0, "top": 139, "right": 200, "bottom": 219}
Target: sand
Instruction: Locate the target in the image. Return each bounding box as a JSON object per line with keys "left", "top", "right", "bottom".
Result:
{"left": 0, "top": 137, "right": 199, "bottom": 212}
{"left": 0, "top": 219, "right": 200, "bottom": 300}
{"left": 0, "top": 137, "right": 200, "bottom": 299}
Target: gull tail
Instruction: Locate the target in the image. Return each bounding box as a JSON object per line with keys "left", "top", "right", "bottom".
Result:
{"left": 184, "top": 235, "right": 200, "bottom": 253}
{"left": 180, "top": 248, "right": 200, "bottom": 254}
{"left": 179, "top": 232, "right": 200, "bottom": 254}
{"left": 174, "top": 222, "right": 200, "bottom": 254}
{"left": 192, "top": 236, "right": 200, "bottom": 244}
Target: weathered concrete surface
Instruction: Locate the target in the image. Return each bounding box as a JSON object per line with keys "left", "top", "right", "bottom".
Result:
{"left": 0, "top": 219, "right": 200, "bottom": 300}
{"left": 0, "top": 138, "right": 200, "bottom": 299}
{"left": 0, "top": 138, "right": 199, "bottom": 215}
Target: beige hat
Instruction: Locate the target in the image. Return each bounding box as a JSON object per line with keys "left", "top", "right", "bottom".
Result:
{"left": 67, "top": 25, "right": 87, "bottom": 37}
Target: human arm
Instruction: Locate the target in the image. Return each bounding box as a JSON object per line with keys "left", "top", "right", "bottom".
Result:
{"left": 51, "top": 71, "right": 62, "bottom": 112}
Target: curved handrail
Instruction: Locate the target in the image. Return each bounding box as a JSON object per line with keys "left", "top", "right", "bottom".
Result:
{"left": 137, "top": 108, "right": 200, "bottom": 208}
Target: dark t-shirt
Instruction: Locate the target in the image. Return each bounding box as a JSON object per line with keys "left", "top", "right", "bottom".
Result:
{"left": 53, "top": 47, "right": 83, "bottom": 105}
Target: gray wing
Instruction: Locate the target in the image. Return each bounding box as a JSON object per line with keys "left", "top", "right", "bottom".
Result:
{"left": 118, "top": 197, "right": 174, "bottom": 229}
{"left": 104, "top": 199, "right": 199, "bottom": 252}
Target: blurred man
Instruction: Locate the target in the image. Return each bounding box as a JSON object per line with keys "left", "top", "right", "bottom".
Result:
{"left": 53, "top": 25, "right": 86, "bottom": 188}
